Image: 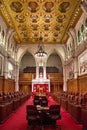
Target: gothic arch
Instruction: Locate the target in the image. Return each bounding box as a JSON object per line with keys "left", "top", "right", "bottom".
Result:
{"left": 47, "top": 48, "right": 65, "bottom": 65}
{"left": 19, "top": 49, "right": 35, "bottom": 65}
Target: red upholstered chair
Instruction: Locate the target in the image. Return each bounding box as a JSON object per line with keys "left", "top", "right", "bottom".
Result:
{"left": 26, "top": 105, "right": 40, "bottom": 129}
{"left": 48, "top": 104, "right": 61, "bottom": 130}
{"left": 33, "top": 96, "right": 40, "bottom": 106}
{"left": 40, "top": 97, "right": 48, "bottom": 107}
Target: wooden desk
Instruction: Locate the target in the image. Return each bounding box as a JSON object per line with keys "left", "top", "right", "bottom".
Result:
{"left": 81, "top": 108, "right": 87, "bottom": 130}
{"left": 36, "top": 105, "right": 52, "bottom": 126}
{"left": 68, "top": 102, "right": 82, "bottom": 123}
{"left": 34, "top": 96, "right": 48, "bottom": 106}
{"left": 36, "top": 105, "right": 49, "bottom": 111}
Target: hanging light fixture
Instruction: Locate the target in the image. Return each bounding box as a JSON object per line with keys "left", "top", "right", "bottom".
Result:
{"left": 35, "top": 33, "right": 47, "bottom": 58}
{"left": 35, "top": 44, "right": 47, "bottom": 58}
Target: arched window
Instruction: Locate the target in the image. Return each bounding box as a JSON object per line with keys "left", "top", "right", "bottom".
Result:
{"left": 85, "top": 18, "right": 87, "bottom": 27}
{"left": 81, "top": 24, "right": 84, "bottom": 32}
{"left": 8, "top": 62, "right": 14, "bottom": 79}
{"left": 1, "top": 30, "right": 5, "bottom": 46}
{"left": 2, "top": 30, "right": 4, "bottom": 38}
{"left": 67, "top": 45, "right": 71, "bottom": 58}
{"left": 77, "top": 30, "right": 81, "bottom": 44}
{"left": 84, "top": 18, "right": 87, "bottom": 40}
{"left": 81, "top": 24, "right": 85, "bottom": 40}
{"left": 70, "top": 42, "right": 73, "bottom": 55}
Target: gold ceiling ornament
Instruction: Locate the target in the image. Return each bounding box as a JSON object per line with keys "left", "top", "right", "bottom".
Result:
{"left": 31, "top": 24, "right": 39, "bottom": 30}
{"left": 28, "top": 1, "right": 39, "bottom": 12}
{"left": 55, "top": 24, "right": 63, "bottom": 31}
{"left": 15, "top": 14, "right": 26, "bottom": 23}
{"left": 56, "top": 15, "right": 66, "bottom": 23}
{"left": 30, "top": 14, "right": 39, "bottom": 23}
{"left": 18, "top": 24, "right": 27, "bottom": 31}
{"left": 43, "top": 24, "right": 51, "bottom": 30}
{"left": 10, "top": 1, "right": 23, "bottom": 13}
{"left": 58, "top": 2, "right": 70, "bottom": 13}
{"left": 43, "top": 2, "right": 54, "bottom": 12}
{"left": 33, "top": 32, "right": 38, "bottom": 37}
{"left": 54, "top": 32, "right": 59, "bottom": 37}
{"left": 44, "top": 33, "right": 49, "bottom": 37}
{"left": 20, "top": 31, "right": 28, "bottom": 37}
{"left": 43, "top": 14, "right": 52, "bottom": 23}
{"left": 0, "top": 0, "right": 82, "bottom": 44}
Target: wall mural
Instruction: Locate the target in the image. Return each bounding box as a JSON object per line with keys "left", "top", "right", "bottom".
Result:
{"left": 67, "top": 61, "right": 74, "bottom": 79}
{"left": 79, "top": 51, "right": 87, "bottom": 75}
{"left": 8, "top": 62, "right": 14, "bottom": 79}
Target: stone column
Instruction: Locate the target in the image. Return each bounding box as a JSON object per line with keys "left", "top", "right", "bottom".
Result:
{"left": 68, "top": 28, "right": 79, "bottom": 79}
{"left": 36, "top": 62, "right": 39, "bottom": 79}
{"left": 3, "top": 55, "right": 8, "bottom": 79}
{"left": 68, "top": 27, "right": 77, "bottom": 51}
{"left": 43, "top": 64, "right": 46, "bottom": 79}
{"left": 15, "top": 62, "right": 19, "bottom": 91}
{"left": 5, "top": 28, "right": 14, "bottom": 51}
{"left": 73, "top": 56, "right": 78, "bottom": 79}
{"left": 63, "top": 63, "right": 67, "bottom": 91}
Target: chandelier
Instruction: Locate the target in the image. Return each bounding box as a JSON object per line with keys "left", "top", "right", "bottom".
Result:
{"left": 35, "top": 44, "right": 47, "bottom": 58}
{"left": 35, "top": 34, "right": 47, "bottom": 58}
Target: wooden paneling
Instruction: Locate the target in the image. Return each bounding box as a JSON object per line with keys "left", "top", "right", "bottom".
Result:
{"left": 19, "top": 73, "right": 63, "bottom": 93}
{"left": 0, "top": 76, "right": 15, "bottom": 92}
{"left": 67, "top": 79, "right": 78, "bottom": 92}
{"left": 78, "top": 74, "right": 87, "bottom": 93}
{"left": 48, "top": 73, "right": 63, "bottom": 83}
{"left": 48, "top": 73, "right": 63, "bottom": 93}
{"left": 67, "top": 74, "right": 87, "bottom": 93}
{"left": 4, "top": 78, "right": 15, "bottom": 92}
{"left": 19, "top": 85, "right": 31, "bottom": 94}
{"left": 19, "top": 73, "right": 35, "bottom": 84}
{"left": 0, "top": 76, "right": 4, "bottom": 92}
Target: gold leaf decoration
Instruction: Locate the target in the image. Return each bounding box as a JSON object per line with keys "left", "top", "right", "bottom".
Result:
{"left": 59, "top": 2, "right": 70, "bottom": 13}
{"left": 28, "top": 1, "right": 39, "bottom": 12}
{"left": 15, "top": 14, "right": 26, "bottom": 23}
{"left": 10, "top": 1, "right": 23, "bottom": 13}
{"left": 43, "top": 2, "right": 54, "bottom": 12}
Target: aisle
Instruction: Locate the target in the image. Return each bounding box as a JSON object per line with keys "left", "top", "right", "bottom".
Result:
{"left": 0, "top": 96, "right": 82, "bottom": 130}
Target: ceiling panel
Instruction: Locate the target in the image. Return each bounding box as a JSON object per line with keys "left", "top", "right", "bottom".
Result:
{"left": 0, "top": 0, "right": 82, "bottom": 44}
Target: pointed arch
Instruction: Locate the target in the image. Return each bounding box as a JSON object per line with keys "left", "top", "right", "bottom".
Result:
{"left": 47, "top": 49, "right": 63, "bottom": 73}
{"left": 19, "top": 51, "right": 36, "bottom": 72}
{"left": 47, "top": 48, "right": 65, "bottom": 65}
{"left": 19, "top": 49, "right": 35, "bottom": 65}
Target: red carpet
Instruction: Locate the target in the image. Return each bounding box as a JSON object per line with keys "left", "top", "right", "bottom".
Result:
{"left": 0, "top": 96, "right": 82, "bottom": 130}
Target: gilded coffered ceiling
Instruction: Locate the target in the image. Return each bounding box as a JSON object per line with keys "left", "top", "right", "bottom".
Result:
{"left": 0, "top": 0, "right": 82, "bottom": 44}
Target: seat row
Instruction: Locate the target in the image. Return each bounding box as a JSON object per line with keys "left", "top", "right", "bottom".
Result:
{"left": 53, "top": 92, "right": 87, "bottom": 123}
{"left": 0, "top": 91, "right": 30, "bottom": 124}
{"left": 52, "top": 92, "right": 87, "bottom": 123}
